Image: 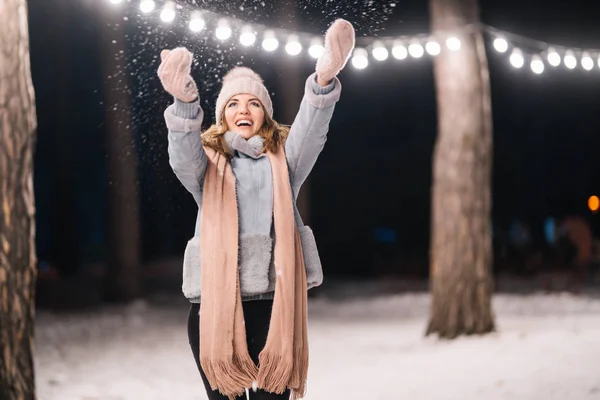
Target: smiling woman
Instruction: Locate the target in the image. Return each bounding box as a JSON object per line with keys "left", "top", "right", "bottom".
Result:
{"left": 156, "top": 18, "right": 355, "bottom": 400}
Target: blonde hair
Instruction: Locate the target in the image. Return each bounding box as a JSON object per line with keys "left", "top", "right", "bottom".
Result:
{"left": 201, "top": 105, "right": 289, "bottom": 158}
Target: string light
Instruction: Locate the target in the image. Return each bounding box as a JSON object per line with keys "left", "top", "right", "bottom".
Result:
{"left": 493, "top": 38, "right": 508, "bottom": 53}
{"left": 352, "top": 48, "right": 369, "bottom": 69}
{"left": 564, "top": 51, "right": 577, "bottom": 69}
{"left": 509, "top": 49, "right": 524, "bottom": 68}
{"left": 392, "top": 40, "right": 408, "bottom": 60}
{"left": 530, "top": 55, "right": 544, "bottom": 74}
{"left": 408, "top": 42, "right": 424, "bottom": 58}
{"left": 160, "top": 1, "right": 175, "bottom": 23}
{"left": 262, "top": 30, "right": 279, "bottom": 52}
{"left": 239, "top": 25, "right": 256, "bottom": 47}
{"left": 425, "top": 40, "right": 441, "bottom": 56}
{"left": 188, "top": 11, "right": 205, "bottom": 33}
{"left": 446, "top": 37, "right": 461, "bottom": 51}
{"left": 139, "top": 0, "right": 155, "bottom": 13}
{"left": 372, "top": 41, "right": 389, "bottom": 61}
{"left": 102, "top": 2, "right": 600, "bottom": 76}
{"left": 285, "top": 35, "right": 302, "bottom": 56}
{"left": 308, "top": 38, "right": 324, "bottom": 59}
{"left": 215, "top": 19, "right": 232, "bottom": 41}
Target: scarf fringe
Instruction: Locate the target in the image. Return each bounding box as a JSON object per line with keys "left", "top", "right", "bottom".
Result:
{"left": 201, "top": 353, "right": 258, "bottom": 399}
{"left": 289, "top": 345, "right": 308, "bottom": 399}
{"left": 256, "top": 351, "right": 293, "bottom": 394}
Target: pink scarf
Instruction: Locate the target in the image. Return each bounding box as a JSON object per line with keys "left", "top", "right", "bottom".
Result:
{"left": 199, "top": 144, "right": 308, "bottom": 400}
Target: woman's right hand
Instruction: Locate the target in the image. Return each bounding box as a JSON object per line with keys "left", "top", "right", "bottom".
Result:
{"left": 157, "top": 47, "right": 199, "bottom": 103}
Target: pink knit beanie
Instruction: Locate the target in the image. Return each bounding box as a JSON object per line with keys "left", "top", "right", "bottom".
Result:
{"left": 215, "top": 67, "right": 273, "bottom": 127}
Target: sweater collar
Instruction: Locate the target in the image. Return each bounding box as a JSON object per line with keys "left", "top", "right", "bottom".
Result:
{"left": 224, "top": 131, "right": 265, "bottom": 158}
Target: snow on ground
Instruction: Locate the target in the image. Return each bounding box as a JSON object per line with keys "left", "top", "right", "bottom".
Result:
{"left": 35, "top": 291, "right": 600, "bottom": 400}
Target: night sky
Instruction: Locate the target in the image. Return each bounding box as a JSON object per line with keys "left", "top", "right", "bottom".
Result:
{"left": 27, "top": 0, "right": 600, "bottom": 278}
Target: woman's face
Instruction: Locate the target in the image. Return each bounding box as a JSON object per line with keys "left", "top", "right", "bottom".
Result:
{"left": 224, "top": 94, "right": 265, "bottom": 139}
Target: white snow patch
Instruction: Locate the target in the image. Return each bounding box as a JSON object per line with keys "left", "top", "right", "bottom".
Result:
{"left": 35, "top": 293, "right": 600, "bottom": 399}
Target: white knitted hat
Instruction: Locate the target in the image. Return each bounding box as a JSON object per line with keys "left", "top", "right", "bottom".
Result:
{"left": 215, "top": 67, "right": 273, "bottom": 127}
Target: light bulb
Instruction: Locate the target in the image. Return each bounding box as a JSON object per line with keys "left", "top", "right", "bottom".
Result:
{"left": 285, "top": 35, "right": 302, "bottom": 56}
{"left": 493, "top": 38, "right": 508, "bottom": 53}
{"left": 239, "top": 26, "right": 256, "bottom": 46}
{"left": 188, "top": 11, "right": 205, "bottom": 33}
{"left": 215, "top": 19, "right": 232, "bottom": 41}
{"left": 308, "top": 38, "right": 324, "bottom": 59}
{"left": 139, "top": 0, "right": 155, "bottom": 12}
{"left": 408, "top": 42, "right": 424, "bottom": 58}
{"left": 446, "top": 37, "right": 461, "bottom": 51}
{"left": 425, "top": 41, "right": 441, "bottom": 56}
{"left": 109, "top": 0, "right": 122, "bottom": 4}
{"left": 564, "top": 51, "right": 577, "bottom": 69}
{"left": 160, "top": 1, "right": 175, "bottom": 23}
{"left": 530, "top": 55, "right": 544, "bottom": 74}
{"left": 509, "top": 49, "right": 524, "bottom": 68}
{"left": 352, "top": 48, "right": 369, "bottom": 69}
{"left": 547, "top": 48, "right": 561, "bottom": 67}
{"left": 392, "top": 40, "right": 408, "bottom": 60}
{"left": 582, "top": 52, "right": 593, "bottom": 71}
{"left": 372, "top": 41, "right": 389, "bottom": 61}
{"left": 262, "top": 30, "right": 279, "bottom": 52}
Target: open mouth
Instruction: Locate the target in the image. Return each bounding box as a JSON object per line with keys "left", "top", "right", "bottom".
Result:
{"left": 236, "top": 119, "right": 253, "bottom": 127}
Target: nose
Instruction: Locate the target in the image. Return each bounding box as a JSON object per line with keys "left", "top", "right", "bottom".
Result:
{"left": 238, "top": 103, "right": 249, "bottom": 114}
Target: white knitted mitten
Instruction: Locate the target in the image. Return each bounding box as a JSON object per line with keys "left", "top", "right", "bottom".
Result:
{"left": 157, "top": 47, "right": 199, "bottom": 103}
{"left": 315, "top": 19, "right": 356, "bottom": 82}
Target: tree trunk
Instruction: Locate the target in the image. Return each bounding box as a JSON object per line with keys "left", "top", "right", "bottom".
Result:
{"left": 0, "top": 0, "right": 38, "bottom": 398}
{"left": 99, "top": 5, "right": 142, "bottom": 301}
{"left": 426, "top": 0, "right": 495, "bottom": 338}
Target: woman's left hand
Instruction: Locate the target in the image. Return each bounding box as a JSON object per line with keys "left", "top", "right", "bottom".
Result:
{"left": 315, "top": 19, "right": 356, "bottom": 85}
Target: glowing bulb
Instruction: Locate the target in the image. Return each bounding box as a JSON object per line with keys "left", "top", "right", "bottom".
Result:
{"left": 547, "top": 48, "right": 561, "bottom": 67}
{"left": 589, "top": 195, "right": 599, "bottom": 212}
{"left": 160, "top": 1, "right": 175, "bottom": 23}
{"left": 530, "top": 55, "right": 544, "bottom": 74}
{"left": 215, "top": 19, "right": 232, "bottom": 41}
{"left": 352, "top": 48, "right": 369, "bottom": 69}
{"left": 425, "top": 41, "right": 441, "bottom": 56}
{"left": 239, "top": 25, "right": 256, "bottom": 46}
{"left": 392, "top": 40, "right": 408, "bottom": 60}
{"left": 262, "top": 30, "right": 279, "bottom": 52}
{"left": 493, "top": 38, "right": 508, "bottom": 53}
{"left": 308, "top": 38, "right": 324, "bottom": 59}
{"left": 372, "top": 41, "right": 389, "bottom": 61}
{"left": 446, "top": 37, "right": 461, "bottom": 51}
{"left": 139, "top": 0, "right": 155, "bottom": 13}
{"left": 109, "top": 0, "right": 122, "bottom": 4}
{"left": 188, "top": 11, "right": 205, "bottom": 32}
{"left": 408, "top": 42, "right": 424, "bottom": 58}
{"left": 564, "top": 51, "right": 577, "bottom": 69}
{"left": 285, "top": 35, "right": 302, "bottom": 56}
{"left": 582, "top": 52, "right": 593, "bottom": 71}
{"left": 509, "top": 49, "right": 524, "bottom": 68}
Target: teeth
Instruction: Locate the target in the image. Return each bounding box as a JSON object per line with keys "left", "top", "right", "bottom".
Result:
{"left": 236, "top": 120, "right": 252, "bottom": 127}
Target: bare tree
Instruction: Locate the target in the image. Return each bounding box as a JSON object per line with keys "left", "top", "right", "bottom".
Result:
{"left": 0, "top": 0, "right": 38, "bottom": 398}
{"left": 427, "top": 0, "right": 495, "bottom": 338}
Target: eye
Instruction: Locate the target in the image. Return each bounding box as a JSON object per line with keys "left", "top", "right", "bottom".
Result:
{"left": 227, "top": 102, "right": 237, "bottom": 108}
{"left": 250, "top": 101, "right": 261, "bottom": 108}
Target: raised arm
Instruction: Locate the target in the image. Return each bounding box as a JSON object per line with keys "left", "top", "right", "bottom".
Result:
{"left": 285, "top": 19, "right": 355, "bottom": 195}
{"left": 158, "top": 47, "right": 206, "bottom": 205}
{"left": 285, "top": 74, "right": 341, "bottom": 194}
{"left": 165, "top": 99, "right": 206, "bottom": 205}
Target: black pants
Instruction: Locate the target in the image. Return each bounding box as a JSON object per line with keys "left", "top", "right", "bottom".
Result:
{"left": 188, "top": 301, "right": 291, "bottom": 400}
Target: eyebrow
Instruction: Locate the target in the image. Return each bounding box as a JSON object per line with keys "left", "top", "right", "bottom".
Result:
{"left": 228, "top": 97, "right": 260, "bottom": 103}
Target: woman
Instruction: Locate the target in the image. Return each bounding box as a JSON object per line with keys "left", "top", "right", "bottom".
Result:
{"left": 157, "top": 19, "right": 355, "bottom": 400}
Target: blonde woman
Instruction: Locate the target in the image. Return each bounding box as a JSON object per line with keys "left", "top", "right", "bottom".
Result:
{"left": 157, "top": 19, "right": 355, "bottom": 400}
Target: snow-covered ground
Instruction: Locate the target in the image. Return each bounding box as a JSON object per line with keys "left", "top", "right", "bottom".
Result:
{"left": 35, "top": 291, "right": 600, "bottom": 400}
